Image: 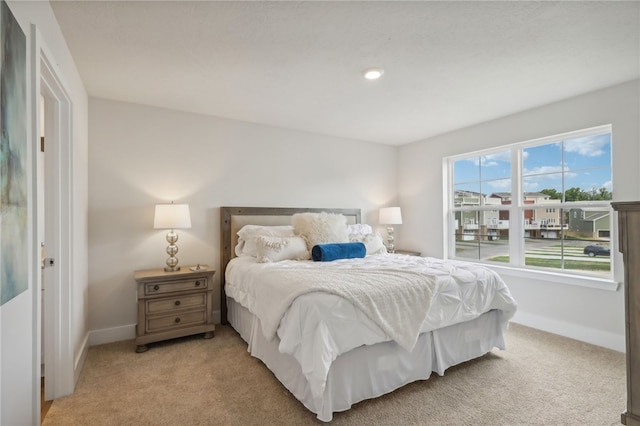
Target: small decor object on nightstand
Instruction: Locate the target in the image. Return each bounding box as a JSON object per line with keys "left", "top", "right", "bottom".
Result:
{"left": 189, "top": 264, "right": 208, "bottom": 271}
{"left": 133, "top": 267, "right": 215, "bottom": 353}
{"left": 379, "top": 207, "right": 402, "bottom": 253}
{"left": 154, "top": 202, "right": 191, "bottom": 272}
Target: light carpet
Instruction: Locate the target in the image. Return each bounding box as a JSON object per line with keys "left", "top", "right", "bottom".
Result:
{"left": 42, "top": 323, "right": 626, "bottom": 425}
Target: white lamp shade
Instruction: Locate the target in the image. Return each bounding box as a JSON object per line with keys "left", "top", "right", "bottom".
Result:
{"left": 154, "top": 204, "right": 192, "bottom": 229}
{"left": 379, "top": 207, "right": 402, "bottom": 225}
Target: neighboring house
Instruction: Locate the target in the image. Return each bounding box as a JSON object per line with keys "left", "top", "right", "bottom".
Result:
{"left": 456, "top": 191, "right": 567, "bottom": 240}
{"left": 568, "top": 208, "right": 611, "bottom": 240}
{"left": 453, "top": 191, "right": 501, "bottom": 240}
{"left": 492, "top": 192, "right": 570, "bottom": 239}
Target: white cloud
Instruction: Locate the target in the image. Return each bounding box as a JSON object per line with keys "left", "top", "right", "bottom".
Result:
{"left": 524, "top": 166, "right": 562, "bottom": 180}
{"left": 564, "top": 136, "right": 608, "bottom": 157}
{"left": 487, "top": 179, "right": 511, "bottom": 190}
{"left": 466, "top": 151, "right": 511, "bottom": 167}
{"left": 523, "top": 181, "right": 539, "bottom": 191}
{"left": 523, "top": 165, "right": 577, "bottom": 180}
{"left": 482, "top": 152, "right": 511, "bottom": 166}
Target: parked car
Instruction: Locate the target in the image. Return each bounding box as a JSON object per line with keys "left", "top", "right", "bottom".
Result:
{"left": 583, "top": 245, "right": 610, "bottom": 257}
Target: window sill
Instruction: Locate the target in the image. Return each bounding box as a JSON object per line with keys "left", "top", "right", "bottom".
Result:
{"left": 482, "top": 263, "right": 620, "bottom": 292}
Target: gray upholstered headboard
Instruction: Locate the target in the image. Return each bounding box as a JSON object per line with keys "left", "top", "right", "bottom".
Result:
{"left": 220, "top": 206, "right": 361, "bottom": 324}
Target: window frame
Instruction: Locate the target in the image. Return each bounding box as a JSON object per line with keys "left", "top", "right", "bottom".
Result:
{"left": 444, "top": 124, "right": 616, "bottom": 288}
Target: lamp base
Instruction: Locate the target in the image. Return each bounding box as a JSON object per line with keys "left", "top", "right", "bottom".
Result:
{"left": 164, "top": 230, "right": 181, "bottom": 272}
{"left": 386, "top": 226, "right": 396, "bottom": 253}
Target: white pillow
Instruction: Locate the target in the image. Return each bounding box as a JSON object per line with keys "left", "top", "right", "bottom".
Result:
{"left": 292, "top": 212, "right": 349, "bottom": 250}
{"left": 235, "top": 225, "right": 295, "bottom": 257}
{"left": 256, "top": 236, "right": 310, "bottom": 263}
{"left": 347, "top": 223, "right": 373, "bottom": 235}
{"left": 349, "top": 232, "right": 387, "bottom": 255}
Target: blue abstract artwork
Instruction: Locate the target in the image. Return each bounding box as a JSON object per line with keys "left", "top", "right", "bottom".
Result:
{"left": 0, "top": 0, "right": 27, "bottom": 305}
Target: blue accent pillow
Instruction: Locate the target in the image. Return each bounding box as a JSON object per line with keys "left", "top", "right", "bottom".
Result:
{"left": 311, "top": 242, "right": 366, "bottom": 262}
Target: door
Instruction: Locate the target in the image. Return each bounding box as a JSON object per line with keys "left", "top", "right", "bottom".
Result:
{"left": 39, "top": 51, "right": 73, "bottom": 403}
{"left": 38, "top": 96, "right": 47, "bottom": 401}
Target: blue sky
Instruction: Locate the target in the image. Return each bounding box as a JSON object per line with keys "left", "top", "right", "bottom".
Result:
{"left": 454, "top": 132, "right": 612, "bottom": 195}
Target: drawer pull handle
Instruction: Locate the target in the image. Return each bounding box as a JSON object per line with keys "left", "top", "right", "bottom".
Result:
{"left": 195, "top": 281, "right": 201, "bottom": 287}
{"left": 153, "top": 285, "right": 159, "bottom": 291}
{"left": 175, "top": 317, "right": 181, "bottom": 323}
{"left": 174, "top": 300, "right": 181, "bottom": 306}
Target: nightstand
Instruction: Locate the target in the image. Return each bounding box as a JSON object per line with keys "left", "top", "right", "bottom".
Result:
{"left": 393, "top": 250, "right": 421, "bottom": 256}
{"left": 133, "top": 266, "right": 215, "bottom": 353}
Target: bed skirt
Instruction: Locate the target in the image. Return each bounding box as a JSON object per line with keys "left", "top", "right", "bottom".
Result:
{"left": 227, "top": 297, "right": 506, "bottom": 422}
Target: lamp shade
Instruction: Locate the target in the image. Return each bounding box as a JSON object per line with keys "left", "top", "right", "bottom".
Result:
{"left": 379, "top": 207, "right": 402, "bottom": 225}
{"left": 154, "top": 204, "right": 192, "bottom": 229}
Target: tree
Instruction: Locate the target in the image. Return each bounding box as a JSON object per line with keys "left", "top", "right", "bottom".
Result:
{"left": 596, "top": 187, "right": 613, "bottom": 200}
{"left": 564, "top": 187, "right": 584, "bottom": 202}
{"left": 555, "top": 186, "right": 612, "bottom": 201}
{"left": 540, "top": 189, "right": 561, "bottom": 199}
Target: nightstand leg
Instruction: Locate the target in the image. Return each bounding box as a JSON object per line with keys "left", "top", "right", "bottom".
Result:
{"left": 203, "top": 331, "right": 214, "bottom": 339}
{"left": 135, "top": 344, "right": 149, "bottom": 353}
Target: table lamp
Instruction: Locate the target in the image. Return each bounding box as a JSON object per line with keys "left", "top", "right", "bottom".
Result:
{"left": 154, "top": 203, "right": 191, "bottom": 271}
{"left": 379, "top": 207, "right": 402, "bottom": 253}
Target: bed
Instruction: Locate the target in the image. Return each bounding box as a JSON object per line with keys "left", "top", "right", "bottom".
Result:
{"left": 220, "top": 206, "right": 517, "bottom": 422}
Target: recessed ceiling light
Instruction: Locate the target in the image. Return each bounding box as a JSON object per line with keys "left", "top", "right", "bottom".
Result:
{"left": 363, "top": 67, "right": 384, "bottom": 80}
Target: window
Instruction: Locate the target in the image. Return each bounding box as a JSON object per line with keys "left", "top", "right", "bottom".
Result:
{"left": 447, "top": 125, "right": 612, "bottom": 278}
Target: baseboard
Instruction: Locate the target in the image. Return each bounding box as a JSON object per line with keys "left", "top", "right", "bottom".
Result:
{"left": 511, "top": 311, "right": 625, "bottom": 352}
{"left": 88, "top": 312, "right": 223, "bottom": 346}
{"left": 89, "top": 312, "right": 222, "bottom": 346}
{"left": 87, "top": 311, "right": 622, "bottom": 353}
{"left": 74, "top": 333, "right": 89, "bottom": 385}
{"left": 88, "top": 324, "right": 136, "bottom": 346}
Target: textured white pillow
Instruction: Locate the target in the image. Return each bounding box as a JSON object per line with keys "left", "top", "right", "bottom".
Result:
{"left": 349, "top": 232, "right": 387, "bottom": 255}
{"left": 256, "top": 236, "right": 310, "bottom": 263}
{"left": 347, "top": 223, "right": 373, "bottom": 235}
{"left": 235, "top": 225, "right": 295, "bottom": 257}
{"left": 292, "top": 212, "right": 349, "bottom": 250}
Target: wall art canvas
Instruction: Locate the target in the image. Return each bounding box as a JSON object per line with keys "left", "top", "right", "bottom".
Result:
{"left": 0, "top": 0, "right": 27, "bottom": 305}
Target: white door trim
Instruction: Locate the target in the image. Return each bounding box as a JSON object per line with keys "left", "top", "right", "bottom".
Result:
{"left": 31, "top": 25, "right": 75, "bottom": 410}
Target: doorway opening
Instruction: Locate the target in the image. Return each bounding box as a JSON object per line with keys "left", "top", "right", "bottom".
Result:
{"left": 34, "top": 29, "right": 75, "bottom": 422}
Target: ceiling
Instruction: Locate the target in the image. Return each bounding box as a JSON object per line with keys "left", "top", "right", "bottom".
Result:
{"left": 50, "top": 1, "right": 639, "bottom": 146}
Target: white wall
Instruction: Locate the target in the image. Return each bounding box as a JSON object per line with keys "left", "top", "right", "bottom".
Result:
{"left": 2, "top": 1, "right": 89, "bottom": 424}
{"left": 398, "top": 80, "right": 640, "bottom": 351}
{"left": 87, "top": 98, "right": 397, "bottom": 343}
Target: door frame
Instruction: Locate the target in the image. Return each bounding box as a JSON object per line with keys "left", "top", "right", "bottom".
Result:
{"left": 31, "top": 24, "right": 74, "bottom": 413}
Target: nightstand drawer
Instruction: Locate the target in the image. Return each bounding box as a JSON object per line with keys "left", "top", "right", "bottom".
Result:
{"left": 144, "top": 277, "right": 208, "bottom": 296}
{"left": 146, "top": 293, "right": 206, "bottom": 314}
{"left": 146, "top": 310, "right": 206, "bottom": 333}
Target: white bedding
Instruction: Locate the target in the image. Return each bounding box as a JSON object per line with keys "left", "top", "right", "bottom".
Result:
{"left": 225, "top": 253, "right": 518, "bottom": 412}
{"left": 257, "top": 266, "right": 437, "bottom": 351}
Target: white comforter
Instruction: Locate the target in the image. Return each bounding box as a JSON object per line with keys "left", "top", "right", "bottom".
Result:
{"left": 225, "top": 254, "right": 517, "bottom": 408}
